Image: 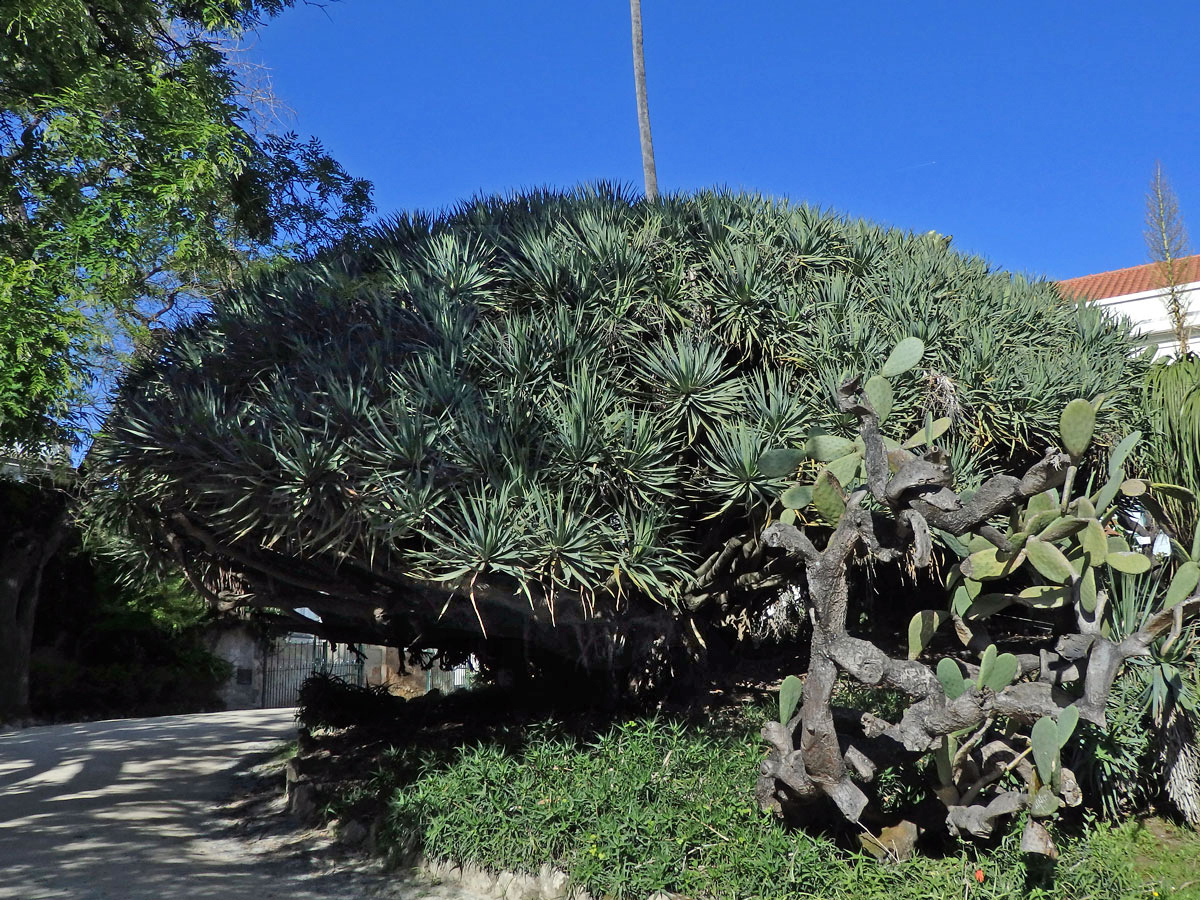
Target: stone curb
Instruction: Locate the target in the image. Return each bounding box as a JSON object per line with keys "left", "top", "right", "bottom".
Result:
{"left": 419, "top": 858, "right": 580, "bottom": 900}
{"left": 418, "top": 857, "right": 685, "bottom": 900}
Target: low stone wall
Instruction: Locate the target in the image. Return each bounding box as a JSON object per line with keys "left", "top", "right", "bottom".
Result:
{"left": 415, "top": 858, "right": 678, "bottom": 900}
{"left": 419, "top": 859, "right": 576, "bottom": 900}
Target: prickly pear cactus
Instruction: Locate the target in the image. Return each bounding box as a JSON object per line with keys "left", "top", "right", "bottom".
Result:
{"left": 757, "top": 337, "right": 1200, "bottom": 857}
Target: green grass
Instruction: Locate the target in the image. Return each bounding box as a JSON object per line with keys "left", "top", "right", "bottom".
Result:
{"left": 1112, "top": 818, "right": 1200, "bottom": 898}
{"left": 358, "top": 710, "right": 1176, "bottom": 900}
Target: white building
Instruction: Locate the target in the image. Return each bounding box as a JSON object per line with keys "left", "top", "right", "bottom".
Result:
{"left": 1059, "top": 256, "right": 1200, "bottom": 358}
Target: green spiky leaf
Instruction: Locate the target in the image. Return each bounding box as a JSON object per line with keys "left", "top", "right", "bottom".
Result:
{"left": 951, "top": 577, "right": 983, "bottom": 616}
{"left": 1078, "top": 567, "right": 1098, "bottom": 613}
{"left": 967, "top": 594, "right": 1017, "bottom": 619}
{"left": 1166, "top": 561, "right": 1200, "bottom": 608}
{"left": 908, "top": 609, "right": 948, "bottom": 659}
{"left": 812, "top": 469, "right": 846, "bottom": 523}
{"left": 1057, "top": 705, "right": 1079, "bottom": 748}
{"left": 1107, "top": 551, "right": 1151, "bottom": 575}
{"left": 967, "top": 534, "right": 994, "bottom": 555}
{"left": 1059, "top": 399, "right": 1096, "bottom": 459}
{"left": 1107, "top": 430, "right": 1142, "bottom": 479}
{"left": 962, "top": 546, "right": 1026, "bottom": 581}
{"left": 1150, "top": 482, "right": 1196, "bottom": 504}
{"left": 864, "top": 374, "right": 893, "bottom": 422}
{"left": 1017, "top": 583, "right": 1071, "bottom": 608}
{"left": 805, "top": 434, "right": 857, "bottom": 462}
{"left": 937, "top": 657, "right": 966, "bottom": 700}
{"left": 1031, "top": 716, "right": 1060, "bottom": 785}
{"left": 1025, "top": 537, "right": 1076, "bottom": 584}
{"left": 1107, "top": 534, "right": 1132, "bottom": 554}
{"left": 780, "top": 484, "right": 814, "bottom": 510}
{"left": 758, "top": 449, "right": 807, "bottom": 477}
{"left": 881, "top": 337, "right": 925, "bottom": 377}
{"left": 1024, "top": 509, "right": 1061, "bottom": 535}
{"left": 1093, "top": 474, "right": 1123, "bottom": 518}
{"left": 901, "top": 416, "right": 951, "bottom": 449}
{"left": 779, "top": 675, "right": 803, "bottom": 724}
{"left": 1006, "top": 530, "right": 1031, "bottom": 552}
{"left": 933, "top": 738, "right": 955, "bottom": 787}
{"left": 1080, "top": 519, "right": 1107, "bottom": 563}
{"left": 1037, "top": 516, "right": 1087, "bottom": 543}
{"left": 982, "top": 652, "right": 1019, "bottom": 691}
{"left": 1029, "top": 784, "right": 1062, "bottom": 818}
{"left": 1073, "top": 496, "right": 1097, "bottom": 518}
{"left": 976, "top": 643, "right": 998, "bottom": 691}
{"left": 825, "top": 452, "right": 862, "bottom": 489}
{"left": 1026, "top": 490, "right": 1060, "bottom": 517}
{"left": 939, "top": 528, "right": 969, "bottom": 558}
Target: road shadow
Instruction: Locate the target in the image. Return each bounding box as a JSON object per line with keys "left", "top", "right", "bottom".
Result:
{"left": 0, "top": 710, "right": 379, "bottom": 900}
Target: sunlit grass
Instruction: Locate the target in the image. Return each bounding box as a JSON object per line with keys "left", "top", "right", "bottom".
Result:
{"left": 356, "top": 710, "right": 1164, "bottom": 900}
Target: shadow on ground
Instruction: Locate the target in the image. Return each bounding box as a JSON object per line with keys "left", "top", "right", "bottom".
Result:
{"left": 0, "top": 709, "right": 363, "bottom": 900}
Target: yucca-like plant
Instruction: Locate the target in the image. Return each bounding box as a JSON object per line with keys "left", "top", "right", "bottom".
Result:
{"left": 87, "top": 186, "right": 1147, "bottom": 689}
{"left": 1143, "top": 356, "right": 1200, "bottom": 538}
{"left": 1097, "top": 534, "right": 1200, "bottom": 826}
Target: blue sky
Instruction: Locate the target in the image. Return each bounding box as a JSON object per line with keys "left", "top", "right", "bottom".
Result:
{"left": 250, "top": 1, "right": 1200, "bottom": 281}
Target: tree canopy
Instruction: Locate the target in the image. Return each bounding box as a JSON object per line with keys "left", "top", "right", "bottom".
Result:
{"left": 89, "top": 186, "right": 1147, "bottom": 682}
{"left": 0, "top": 0, "right": 372, "bottom": 445}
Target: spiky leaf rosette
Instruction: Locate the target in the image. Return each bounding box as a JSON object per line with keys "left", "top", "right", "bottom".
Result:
{"left": 87, "top": 186, "right": 1146, "bottom": 662}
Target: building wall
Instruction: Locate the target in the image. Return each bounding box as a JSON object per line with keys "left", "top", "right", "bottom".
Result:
{"left": 206, "top": 628, "right": 469, "bottom": 709}
{"left": 206, "top": 623, "right": 264, "bottom": 710}
{"left": 1095, "top": 283, "right": 1200, "bottom": 358}
{"left": 361, "top": 645, "right": 433, "bottom": 696}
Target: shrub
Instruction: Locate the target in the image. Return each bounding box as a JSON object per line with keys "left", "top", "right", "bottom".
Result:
{"left": 1142, "top": 356, "right": 1200, "bottom": 537}
{"left": 372, "top": 713, "right": 1142, "bottom": 900}
{"left": 296, "top": 671, "right": 405, "bottom": 731}
{"left": 1074, "top": 671, "right": 1154, "bottom": 821}
{"left": 1074, "top": 568, "right": 1200, "bottom": 826}
{"left": 28, "top": 543, "right": 229, "bottom": 720}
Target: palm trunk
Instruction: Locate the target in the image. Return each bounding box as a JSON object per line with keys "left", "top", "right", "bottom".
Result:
{"left": 629, "top": 0, "right": 658, "bottom": 200}
{"left": 1159, "top": 708, "right": 1200, "bottom": 826}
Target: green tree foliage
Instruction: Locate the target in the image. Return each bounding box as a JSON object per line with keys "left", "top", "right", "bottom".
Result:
{"left": 0, "top": 0, "right": 373, "bottom": 444}
{"left": 89, "top": 187, "right": 1146, "bottom": 680}
{"left": 0, "top": 0, "right": 371, "bottom": 720}
{"left": 29, "top": 537, "right": 228, "bottom": 720}
{"left": 0, "top": 471, "right": 71, "bottom": 719}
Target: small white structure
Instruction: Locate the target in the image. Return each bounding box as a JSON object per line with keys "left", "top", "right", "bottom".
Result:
{"left": 1059, "top": 255, "right": 1200, "bottom": 358}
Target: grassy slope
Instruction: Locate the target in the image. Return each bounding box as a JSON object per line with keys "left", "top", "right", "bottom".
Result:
{"left": 306, "top": 704, "right": 1199, "bottom": 899}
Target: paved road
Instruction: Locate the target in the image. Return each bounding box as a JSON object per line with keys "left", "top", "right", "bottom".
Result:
{"left": 0, "top": 710, "right": 478, "bottom": 900}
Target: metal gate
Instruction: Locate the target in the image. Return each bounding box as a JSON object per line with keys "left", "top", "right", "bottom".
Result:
{"left": 426, "top": 664, "right": 472, "bottom": 693}
{"left": 261, "top": 633, "right": 364, "bottom": 708}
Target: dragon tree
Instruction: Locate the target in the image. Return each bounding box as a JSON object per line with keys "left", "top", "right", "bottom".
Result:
{"left": 86, "top": 186, "right": 1149, "bottom": 694}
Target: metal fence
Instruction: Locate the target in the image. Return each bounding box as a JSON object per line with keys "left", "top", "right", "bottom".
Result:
{"left": 426, "top": 663, "right": 472, "bottom": 693}
{"left": 261, "top": 634, "right": 364, "bottom": 708}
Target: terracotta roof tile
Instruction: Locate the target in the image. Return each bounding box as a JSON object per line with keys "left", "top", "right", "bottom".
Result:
{"left": 1058, "top": 254, "right": 1200, "bottom": 301}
